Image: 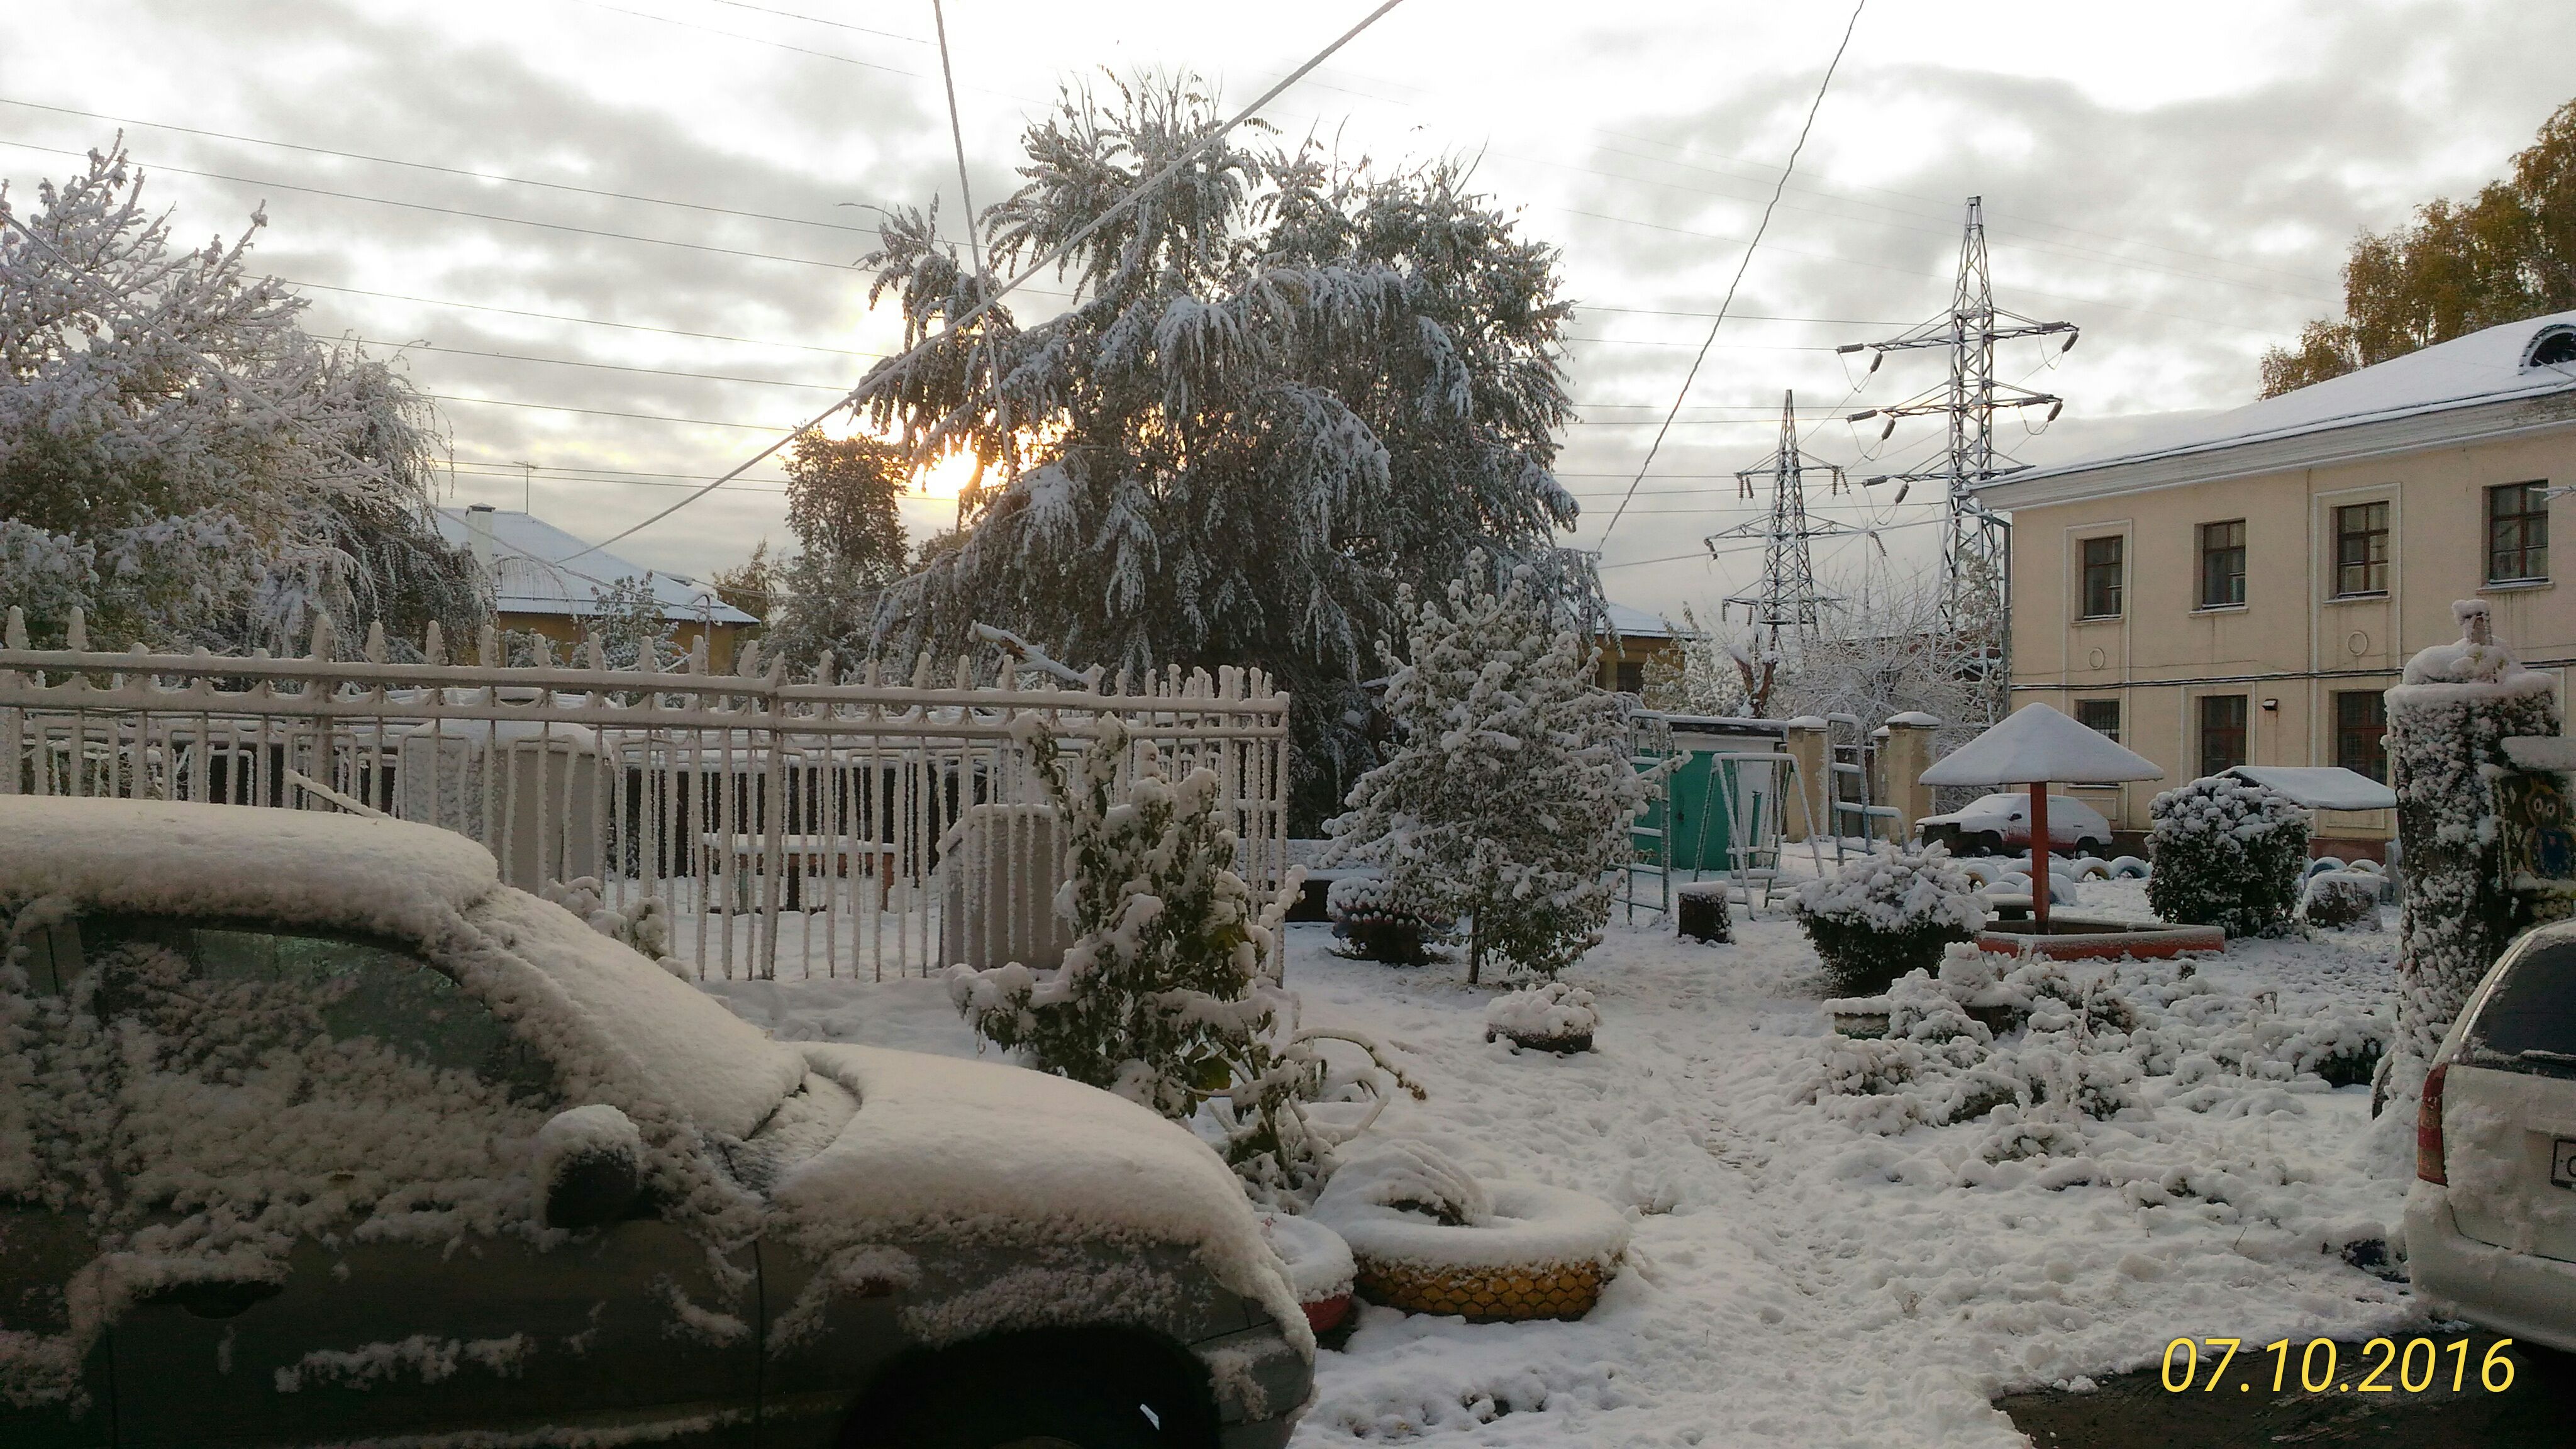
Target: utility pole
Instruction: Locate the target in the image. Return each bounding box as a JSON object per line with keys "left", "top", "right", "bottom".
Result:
{"left": 1838, "top": 197, "right": 2077, "bottom": 724}
{"left": 1708, "top": 391, "right": 1858, "bottom": 706}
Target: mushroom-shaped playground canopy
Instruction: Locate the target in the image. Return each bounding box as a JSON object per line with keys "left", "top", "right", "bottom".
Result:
{"left": 1921, "top": 702, "right": 2164, "bottom": 787}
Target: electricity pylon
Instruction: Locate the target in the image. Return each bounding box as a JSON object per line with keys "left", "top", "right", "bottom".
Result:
{"left": 1709, "top": 391, "right": 1857, "bottom": 663}
{"left": 1838, "top": 196, "right": 2077, "bottom": 723}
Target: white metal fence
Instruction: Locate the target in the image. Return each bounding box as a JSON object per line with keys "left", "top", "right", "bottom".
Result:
{"left": 0, "top": 614, "right": 1292, "bottom": 982}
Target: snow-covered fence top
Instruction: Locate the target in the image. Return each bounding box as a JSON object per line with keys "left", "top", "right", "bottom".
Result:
{"left": 0, "top": 614, "right": 1291, "bottom": 983}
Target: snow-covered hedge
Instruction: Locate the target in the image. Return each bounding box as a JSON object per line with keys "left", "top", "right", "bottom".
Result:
{"left": 2145, "top": 777, "right": 2309, "bottom": 936}
{"left": 1793, "top": 844, "right": 1985, "bottom": 995}
{"left": 1326, "top": 874, "right": 1453, "bottom": 967}
{"left": 2297, "top": 870, "right": 2383, "bottom": 932}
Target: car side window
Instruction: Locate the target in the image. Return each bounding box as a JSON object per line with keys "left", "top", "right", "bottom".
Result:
{"left": 66, "top": 917, "right": 562, "bottom": 1224}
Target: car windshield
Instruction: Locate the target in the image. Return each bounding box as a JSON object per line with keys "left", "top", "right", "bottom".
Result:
{"left": 2467, "top": 940, "right": 2576, "bottom": 1070}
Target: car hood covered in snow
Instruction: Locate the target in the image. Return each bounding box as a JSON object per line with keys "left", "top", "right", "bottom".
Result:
{"left": 775, "top": 1042, "right": 1309, "bottom": 1350}
{"left": 0, "top": 796, "right": 498, "bottom": 943}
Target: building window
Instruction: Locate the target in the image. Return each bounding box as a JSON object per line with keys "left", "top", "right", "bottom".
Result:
{"left": 2487, "top": 480, "right": 2549, "bottom": 584}
{"left": 2198, "top": 519, "right": 2246, "bottom": 608}
{"left": 2075, "top": 699, "right": 2121, "bottom": 741}
{"left": 2333, "top": 501, "right": 2390, "bottom": 596}
{"left": 1614, "top": 660, "right": 1644, "bottom": 694}
{"left": 2335, "top": 691, "right": 2389, "bottom": 783}
{"left": 2198, "top": 694, "right": 2248, "bottom": 776}
{"left": 2079, "top": 536, "right": 2123, "bottom": 618}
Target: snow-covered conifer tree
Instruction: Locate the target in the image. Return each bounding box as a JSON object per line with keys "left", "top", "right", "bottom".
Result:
{"left": 1329, "top": 560, "right": 1665, "bottom": 983}
{"left": 951, "top": 714, "right": 1412, "bottom": 1197}
{"left": 0, "top": 145, "right": 481, "bottom": 652}
{"left": 848, "top": 75, "right": 1592, "bottom": 828}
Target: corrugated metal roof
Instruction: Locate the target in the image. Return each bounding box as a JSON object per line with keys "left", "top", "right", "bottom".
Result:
{"left": 433, "top": 507, "right": 759, "bottom": 626}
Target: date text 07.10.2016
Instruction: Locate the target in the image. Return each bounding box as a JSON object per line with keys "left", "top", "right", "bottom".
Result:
{"left": 2160, "top": 1337, "right": 2516, "bottom": 1395}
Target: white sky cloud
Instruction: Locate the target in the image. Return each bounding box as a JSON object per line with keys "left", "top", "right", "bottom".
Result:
{"left": 6, "top": 0, "right": 2569, "bottom": 621}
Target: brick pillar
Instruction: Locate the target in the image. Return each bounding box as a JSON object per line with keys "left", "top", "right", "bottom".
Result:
{"left": 1880, "top": 713, "right": 1941, "bottom": 842}
{"left": 1782, "top": 717, "right": 1829, "bottom": 841}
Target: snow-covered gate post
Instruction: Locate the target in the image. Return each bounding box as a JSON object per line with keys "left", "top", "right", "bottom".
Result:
{"left": 2379, "top": 601, "right": 2560, "bottom": 1127}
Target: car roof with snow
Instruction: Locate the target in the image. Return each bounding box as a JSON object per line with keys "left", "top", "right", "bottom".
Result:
{"left": 0, "top": 796, "right": 809, "bottom": 1140}
{"left": 0, "top": 795, "right": 499, "bottom": 943}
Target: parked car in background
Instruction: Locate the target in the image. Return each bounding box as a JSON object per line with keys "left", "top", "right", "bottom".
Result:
{"left": 0, "top": 797, "right": 1311, "bottom": 1449}
{"left": 1914, "top": 792, "right": 2112, "bottom": 857}
{"left": 2407, "top": 919, "right": 2576, "bottom": 1354}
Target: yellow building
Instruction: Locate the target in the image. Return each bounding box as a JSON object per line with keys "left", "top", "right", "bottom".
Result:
{"left": 1597, "top": 602, "right": 1687, "bottom": 694}
{"left": 435, "top": 506, "right": 759, "bottom": 670}
{"left": 1977, "top": 311, "right": 2576, "bottom": 852}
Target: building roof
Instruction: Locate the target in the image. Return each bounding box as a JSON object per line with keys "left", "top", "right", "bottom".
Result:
{"left": 1919, "top": 702, "right": 2165, "bottom": 787}
{"left": 2222, "top": 765, "right": 2397, "bottom": 812}
{"left": 433, "top": 507, "right": 759, "bottom": 626}
{"left": 1979, "top": 311, "right": 2576, "bottom": 508}
{"left": 1601, "top": 602, "right": 1683, "bottom": 640}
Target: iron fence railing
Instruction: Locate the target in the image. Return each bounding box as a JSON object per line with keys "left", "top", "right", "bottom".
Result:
{"left": 1, "top": 612, "right": 1292, "bottom": 982}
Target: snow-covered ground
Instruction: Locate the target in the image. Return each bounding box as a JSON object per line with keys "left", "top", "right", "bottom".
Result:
{"left": 701, "top": 875, "right": 2423, "bottom": 1448}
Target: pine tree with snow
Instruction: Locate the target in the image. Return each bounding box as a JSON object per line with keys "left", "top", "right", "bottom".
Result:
{"left": 1, "top": 145, "right": 482, "bottom": 653}
{"left": 848, "top": 75, "right": 1594, "bottom": 829}
{"left": 950, "top": 713, "right": 1416, "bottom": 1197}
{"left": 1328, "top": 560, "right": 1665, "bottom": 983}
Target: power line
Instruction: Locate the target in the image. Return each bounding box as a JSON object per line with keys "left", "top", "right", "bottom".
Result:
{"left": 291, "top": 280, "right": 885, "bottom": 356}
{"left": 353, "top": 337, "right": 852, "bottom": 391}
{"left": 696, "top": 0, "right": 931, "bottom": 46}
{"left": 557, "top": 0, "right": 1417, "bottom": 564}
{"left": 1594, "top": 0, "right": 1868, "bottom": 548}
{"left": 0, "top": 96, "right": 883, "bottom": 238}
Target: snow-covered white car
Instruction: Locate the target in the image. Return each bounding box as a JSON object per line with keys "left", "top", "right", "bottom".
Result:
{"left": 2406, "top": 920, "right": 2576, "bottom": 1353}
{"left": 1913, "top": 792, "right": 2112, "bottom": 857}
{"left": 0, "top": 797, "right": 1311, "bottom": 1449}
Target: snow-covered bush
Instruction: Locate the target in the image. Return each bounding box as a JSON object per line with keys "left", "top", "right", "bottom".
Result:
{"left": 951, "top": 714, "right": 1418, "bottom": 1198}
{"left": 1325, "top": 874, "right": 1452, "bottom": 966}
{"left": 1328, "top": 561, "right": 1668, "bottom": 983}
{"left": 1793, "top": 844, "right": 1984, "bottom": 995}
{"left": 541, "top": 876, "right": 680, "bottom": 972}
{"left": 2297, "top": 870, "right": 2383, "bottom": 931}
{"left": 1483, "top": 982, "right": 1597, "bottom": 1052}
{"left": 2145, "top": 777, "right": 2309, "bottom": 936}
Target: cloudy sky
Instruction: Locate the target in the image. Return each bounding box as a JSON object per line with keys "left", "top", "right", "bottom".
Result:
{"left": 7, "top": 0, "right": 2571, "bottom": 619}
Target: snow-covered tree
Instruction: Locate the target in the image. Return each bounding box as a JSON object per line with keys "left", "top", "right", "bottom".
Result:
{"left": 0, "top": 144, "right": 482, "bottom": 653}
{"left": 950, "top": 713, "right": 1414, "bottom": 1198}
{"left": 1638, "top": 604, "right": 1749, "bottom": 717}
{"left": 851, "top": 75, "right": 1592, "bottom": 829}
{"left": 1328, "top": 560, "right": 1665, "bottom": 984}
{"left": 2145, "top": 776, "right": 2309, "bottom": 936}
{"left": 763, "top": 432, "right": 912, "bottom": 668}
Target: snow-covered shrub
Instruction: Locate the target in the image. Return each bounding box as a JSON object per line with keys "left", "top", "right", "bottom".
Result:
{"left": 2145, "top": 777, "right": 2309, "bottom": 936}
{"left": 2297, "top": 870, "right": 2383, "bottom": 931}
{"left": 1483, "top": 982, "right": 1598, "bottom": 1052}
{"left": 1328, "top": 561, "right": 1669, "bottom": 983}
{"left": 1793, "top": 844, "right": 1985, "bottom": 995}
{"left": 541, "top": 877, "right": 682, "bottom": 975}
{"left": 951, "top": 715, "right": 1418, "bottom": 1198}
{"left": 1325, "top": 874, "right": 1452, "bottom": 966}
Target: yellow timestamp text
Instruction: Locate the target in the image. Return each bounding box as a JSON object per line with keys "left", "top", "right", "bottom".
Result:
{"left": 2160, "top": 1336, "right": 2516, "bottom": 1394}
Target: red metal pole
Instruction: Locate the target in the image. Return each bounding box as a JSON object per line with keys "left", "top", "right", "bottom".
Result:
{"left": 2029, "top": 780, "right": 2051, "bottom": 931}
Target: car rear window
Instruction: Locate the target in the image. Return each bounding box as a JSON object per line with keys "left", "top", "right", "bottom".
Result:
{"left": 2467, "top": 940, "right": 2576, "bottom": 1065}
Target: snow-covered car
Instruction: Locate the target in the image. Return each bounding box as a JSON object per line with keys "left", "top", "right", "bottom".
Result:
{"left": 0, "top": 797, "right": 1311, "bottom": 1449}
{"left": 1914, "top": 792, "right": 2111, "bottom": 857}
{"left": 2406, "top": 922, "right": 2576, "bottom": 1353}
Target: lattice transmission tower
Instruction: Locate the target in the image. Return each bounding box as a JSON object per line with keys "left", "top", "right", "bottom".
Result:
{"left": 1838, "top": 197, "right": 2078, "bottom": 723}
{"left": 1708, "top": 391, "right": 1858, "bottom": 663}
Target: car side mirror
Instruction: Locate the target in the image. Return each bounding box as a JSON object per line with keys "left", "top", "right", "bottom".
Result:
{"left": 536, "top": 1104, "right": 645, "bottom": 1231}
